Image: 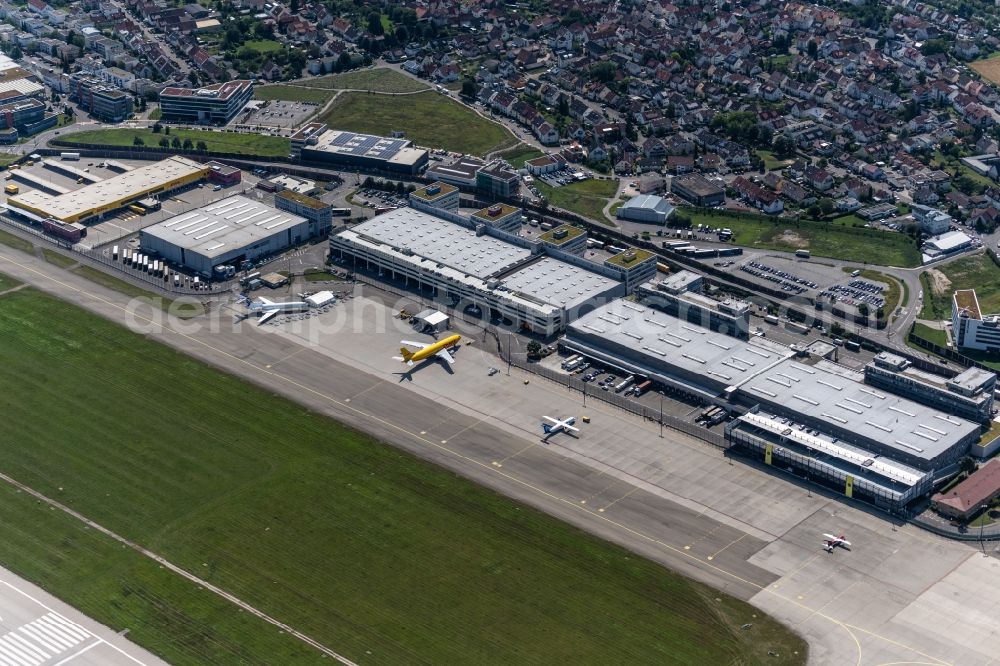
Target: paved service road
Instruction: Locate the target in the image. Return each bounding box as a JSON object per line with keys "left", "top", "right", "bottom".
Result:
{"left": 2, "top": 244, "right": 1000, "bottom": 666}
{"left": 0, "top": 566, "right": 166, "bottom": 666}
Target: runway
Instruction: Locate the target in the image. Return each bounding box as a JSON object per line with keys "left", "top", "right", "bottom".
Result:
{"left": 2, "top": 246, "right": 1000, "bottom": 666}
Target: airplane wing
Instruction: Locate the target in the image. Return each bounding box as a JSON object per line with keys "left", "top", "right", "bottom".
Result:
{"left": 822, "top": 533, "right": 838, "bottom": 541}
{"left": 258, "top": 310, "right": 278, "bottom": 325}
{"left": 258, "top": 297, "right": 273, "bottom": 306}
{"left": 562, "top": 423, "right": 580, "bottom": 432}
{"left": 436, "top": 348, "right": 455, "bottom": 364}
{"left": 841, "top": 540, "right": 851, "bottom": 547}
{"left": 542, "top": 416, "right": 560, "bottom": 425}
{"left": 400, "top": 340, "right": 426, "bottom": 348}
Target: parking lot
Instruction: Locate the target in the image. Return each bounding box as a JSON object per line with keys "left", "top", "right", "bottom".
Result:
{"left": 240, "top": 100, "right": 317, "bottom": 129}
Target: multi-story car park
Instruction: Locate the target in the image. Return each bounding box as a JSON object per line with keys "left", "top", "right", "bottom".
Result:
{"left": 329, "top": 207, "right": 625, "bottom": 336}
{"left": 6, "top": 156, "right": 207, "bottom": 224}
{"left": 158, "top": 80, "right": 254, "bottom": 125}
{"left": 864, "top": 352, "right": 995, "bottom": 424}
{"left": 140, "top": 195, "right": 313, "bottom": 276}
{"left": 562, "top": 298, "right": 982, "bottom": 510}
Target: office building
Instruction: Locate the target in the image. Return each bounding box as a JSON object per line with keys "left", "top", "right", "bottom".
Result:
{"left": 637, "top": 270, "right": 751, "bottom": 339}
{"left": 471, "top": 203, "right": 522, "bottom": 233}
{"left": 426, "top": 156, "right": 484, "bottom": 187}
{"left": 476, "top": 160, "right": 520, "bottom": 198}
{"left": 292, "top": 124, "right": 427, "bottom": 174}
{"left": 864, "top": 352, "right": 995, "bottom": 423}
{"left": 409, "top": 182, "right": 460, "bottom": 212}
{"left": 274, "top": 190, "right": 333, "bottom": 236}
{"left": 159, "top": 80, "right": 253, "bottom": 125}
{"left": 69, "top": 74, "right": 133, "bottom": 122}
{"left": 953, "top": 288, "right": 1000, "bottom": 352}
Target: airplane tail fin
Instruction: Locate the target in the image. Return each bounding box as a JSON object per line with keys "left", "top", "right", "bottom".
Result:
{"left": 399, "top": 348, "right": 414, "bottom": 362}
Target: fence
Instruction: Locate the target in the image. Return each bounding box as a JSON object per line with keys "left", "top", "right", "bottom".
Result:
{"left": 906, "top": 323, "right": 996, "bottom": 373}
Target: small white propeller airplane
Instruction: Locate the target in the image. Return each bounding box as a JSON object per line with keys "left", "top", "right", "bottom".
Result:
{"left": 822, "top": 533, "right": 851, "bottom": 553}
{"left": 541, "top": 415, "right": 579, "bottom": 439}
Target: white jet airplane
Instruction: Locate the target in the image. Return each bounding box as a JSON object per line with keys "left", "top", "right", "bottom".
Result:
{"left": 822, "top": 533, "right": 851, "bottom": 553}
{"left": 541, "top": 415, "right": 579, "bottom": 439}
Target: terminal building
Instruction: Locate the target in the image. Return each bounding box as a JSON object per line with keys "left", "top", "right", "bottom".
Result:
{"left": 7, "top": 156, "right": 207, "bottom": 224}
{"left": 637, "top": 270, "right": 751, "bottom": 339}
{"left": 864, "top": 352, "right": 995, "bottom": 423}
{"left": 953, "top": 288, "right": 1000, "bottom": 352}
{"left": 158, "top": 80, "right": 254, "bottom": 125}
{"left": 140, "top": 195, "right": 313, "bottom": 276}
{"left": 329, "top": 207, "right": 624, "bottom": 335}
{"left": 563, "top": 298, "right": 982, "bottom": 508}
{"left": 291, "top": 123, "right": 428, "bottom": 175}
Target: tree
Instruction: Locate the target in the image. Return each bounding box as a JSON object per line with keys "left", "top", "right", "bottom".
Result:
{"left": 921, "top": 39, "right": 949, "bottom": 56}
{"left": 182, "top": 138, "right": 193, "bottom": 150}
{"left": 460, "top": 78, "right": 477, "bottom": 99}
{"left": 133, "top": 136, "right": 145, "bottom": 146}
{"left": 171, "top": 136, "right": 181, "bottom": 149}
{"left": 589, "top": 61, "right": 616, "bottom": 83}
{"left": 164, "top": 125, "right": 170, "bottom": 135}
{"left": 158, "top": 137, "right": 169, "bottom": 147}
{"left": 959, "top": 457, "right": 977, "bottom": 475}
{"left": 558, "top": 96, "right": 569, "bottom": 117}
{"left": 196, "top": 140, "right": 207, "bottom": 151}
{"left": 807, "top": 40, "right": 818, "bottom": 60}
{"left": 773, "top": 135, "right": 795, "bottom": 157}
{"left": 819, "top": 198, "right": 834, "bottom": 215}
{"left": 367, "top": 11, "right": 384, "bottom": 36}
{"left": 526, "top": 341, "right": 542, "bottom": 360}
{"left": 152, "top": 122, "right": 162, "bottom": 133}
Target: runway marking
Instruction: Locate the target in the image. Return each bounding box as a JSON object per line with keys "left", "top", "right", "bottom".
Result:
{"left": 706, "top": 534, "right": 746, "bottom": 561}
{"left": 684, "top": 523, "right": 725, "bottom": 551}
{"left": 598, "top": 487, "right": 639, "bottom": 512}
{"left": 496, "top": 441, "right": 537, "bottom": 466}
{"left": 264, "top": 347, "right": 306, "bottom": 369}
{"left": 52, "top": 641, "right": 101, "bottom": 665}
{"left": 0, "top": 251, "right": 962, "bottom": 666}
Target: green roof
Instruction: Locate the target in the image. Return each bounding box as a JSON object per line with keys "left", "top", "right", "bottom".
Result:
{"left": 276, "top": 189, "right": 327, "bottom": 209}
{"left": 606, "top": 248, "right": 655, "bottom": 268}
{"left": 411, "top": 181, "right": 457, "bottom": 202}
{"left": 539, "top": 224, "right": 584, "bottom": 245}
{"left": 472, "top": 203, "right": 519, "bottom": 220}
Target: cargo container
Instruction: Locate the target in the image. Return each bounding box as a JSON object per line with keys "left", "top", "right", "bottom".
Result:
{"left": 785, "top": 320, "right": 809, "bottom": 334}
{"left": 633, "top": 379, "right": 652, "bottom": 396}
{"left": 795, "top": 249, "right": 811, "bottom": 258}
{"left": 845, "top": 340, "right": 861, "bottom": 352}
{"left": 614, "top": 375, "right": 635, "bottom": 393}
{"left": 60, "top": 152, "right": 80, "bottom": 161}
{"left": 174, "top": 274, "right": 181, "bottom": 287}
{"left": 112, "top": 245, "right": 119, "bottom": 261}
{"left": 564, "top": 357, "right": 585, "bottom": 372}
{"left": 561, "top": 354, "right": 581, "bottom": 369}
{"left": 764, "top": 314, "right": 779, "bottom": 325}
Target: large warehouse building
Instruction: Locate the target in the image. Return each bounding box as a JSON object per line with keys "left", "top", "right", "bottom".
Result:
{"left": 291, "top": 123, "right": 428, "bottom": 174}
{"left": 6, "top": 156, "right": 207, "bottom": 224}
{"left": 140, "top": 195, "right": 313, "bottom": 276}
{"left": 563, "top": 298, "right": 982, "bottom": 509}
{"left": 329, "top": 207, "right": 624, "bottom": 335}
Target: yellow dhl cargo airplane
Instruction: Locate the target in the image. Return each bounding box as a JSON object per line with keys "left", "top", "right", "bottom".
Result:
{"left": 394, "top": 334, "right": 462, "bottom": 366}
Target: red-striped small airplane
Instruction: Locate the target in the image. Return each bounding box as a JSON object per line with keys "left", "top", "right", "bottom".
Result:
{"left": 822, "top": 533, "right": 851, "bottom": 553}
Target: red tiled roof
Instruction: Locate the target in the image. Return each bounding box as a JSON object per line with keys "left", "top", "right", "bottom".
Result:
{"left": 933, "top": 459, "right": 1000, "bottom": 515}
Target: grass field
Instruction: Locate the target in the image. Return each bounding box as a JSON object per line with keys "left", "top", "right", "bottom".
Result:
{"left": 972, "top": 55, "right": 1000, "bottom": 86}
{"left": 494, "top": 143, "right": 545, "bottom": 167}
{"left": 681, "top": 208, "right": 921, "bottom": 267}
{"left": 42, "top": 247, "right": 77, "bottom": 269}
{"left": 254, "top": 85, "right": 335, "bottom": 104}
{"left": 756, "top": 150, "right": 793, "bottom": 171}
{"left": 0, "top": 227, "right": 32, "bottom": 253}
{"left": 243, "top": 39, "right": 282, "bottom": 53}
{"left": 913, "top": 322, "right": 949, "bottom": 347}
{"left": 536, "top": 178, "right": 618, "bottom": 224}
{"left": 320, "top": 91, "right": 516, "bottom": 156}
{"left": 0, "top": 153, "right": 20, "bottom": 169}
{"left": 71, "top": 265, "right": 204, "bottom": 319}
{"left": 303, "top": 68, "right": 429, "bottom": 93}
{"left": 302, "top": 268, "right": 342, "bottom": 282}
{"left": 58, "top": 128, "right": 290, "bottom": 158}
{"left": 0, "top": 285, "right": 806, "bottom": 666}
{"left": 921, "top": 254, "right": 1000, "bottom": 320}
{"left": 0, "top": 272, "right": 20, "bottom": 291}
{"left": 148, "top": 107, "right": 162, "bottom": 120}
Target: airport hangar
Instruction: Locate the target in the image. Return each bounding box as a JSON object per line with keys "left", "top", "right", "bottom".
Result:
{"left": 140, "top": 195, "right": 316, "bottom": 276}
{"left": 329, "top": 206, "right": 630, "bottom": 336}
{"left": 563, "top": 298, "right": 981, "bottom": 510}
{"left": 5, "top": 156, "right": 207, "bottom": 224}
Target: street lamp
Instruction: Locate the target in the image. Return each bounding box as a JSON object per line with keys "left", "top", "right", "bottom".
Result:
{"left": 980, "top": 503, "right": 989, "bottom": 556}
{"left": 659, "top": 391, "right": 664, "bottom": 439}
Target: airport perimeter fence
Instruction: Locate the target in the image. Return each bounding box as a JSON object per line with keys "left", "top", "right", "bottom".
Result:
{"left": 909, "top": 513, "right": 1000, "bottom": 542}
{"left": 906, "top": 323, "right": 999, "bottom": 374}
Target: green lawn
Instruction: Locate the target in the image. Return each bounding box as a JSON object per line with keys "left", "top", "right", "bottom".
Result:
{"left": 0, "top": 285, "right": 808, "bottom": 665}
{"left": 831, "top": 214, "right": 868, "bottom": 228}
{"left": 304, "top": 67, "right": 429, "bottom": 93}
{"left": 57, "top": 128, "right": 290, "bottom": 158}
{"left": 537, "top": 178, "right": 618, "bottom": 224}
{"left": 243, "top": 39, "right": 282, "bottom": 53}
{"left": 0, "top": 227, "right": 32, "bottom": 253}
{"left": 148, "top": 107, "right": 162, "bottom": 120}
{"left": 0, "top": 153, "right": 20, "bottom": 169}
{"left": 680, "top": 208, "right": 922, "bottom": 267}
{"left": 755, "top": 150, "right": 793, "bottom": 171}
{"left": 913, "top": 321, "right": 949, "bottom": 347}
{"left": 921, "top": 254, "right": 1000, "bottom": 320}
{"left": 42, "top": 247, "right": 77, "bottom": 269}
{"left": 302, "top": 268, "right": 342, "bottom": 282}
{"left": 253, "top": 85, "right": 335, "bottom": 104}
{"left": 494, "top": 143, "right": 545, "bottom": 168}
{"left": 0, "top": 272, "right": 20, "bottom": 291}
{"left": 71, "top": 265, "right": 204, "bottom": 319}
{"left": 319, "top": 91, "right": 516, "bottom": 156}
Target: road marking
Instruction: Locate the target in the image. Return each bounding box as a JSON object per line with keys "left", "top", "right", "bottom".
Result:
{"left": 0, "top": 250, "right": 960, "bottom": 666}
{"left": 706, "top": 534, "right": 746, "bottom": 561}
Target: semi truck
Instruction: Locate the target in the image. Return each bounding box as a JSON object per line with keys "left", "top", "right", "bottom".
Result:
{"left": 60, "top": 152, "right": 80, "bottom": 161}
